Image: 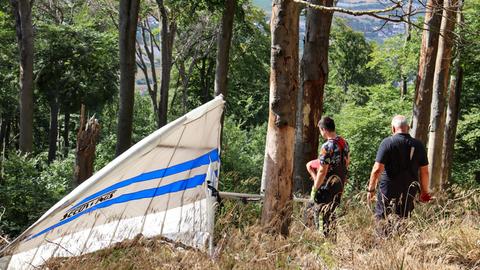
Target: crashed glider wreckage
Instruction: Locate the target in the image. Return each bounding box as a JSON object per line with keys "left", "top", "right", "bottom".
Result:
{"left": 0, "top": 96, "right": 224, "bottom": 270}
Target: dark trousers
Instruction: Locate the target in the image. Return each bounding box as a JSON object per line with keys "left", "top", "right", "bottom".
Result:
{"left": 375, "top": 189, "right": 417, "bottom": 219}
{"left": 318, "top": 195, "right": 341, "bottom": 237}
{"left": 314, "top": 178, "right": 343, "bottom": 237}
{"left": 374, "top": 189, "right": 417, "bottom": 237}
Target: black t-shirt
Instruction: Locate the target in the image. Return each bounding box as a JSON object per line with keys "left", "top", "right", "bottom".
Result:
{"left": 375, "top": 133, "right": 428, "bottom": 197}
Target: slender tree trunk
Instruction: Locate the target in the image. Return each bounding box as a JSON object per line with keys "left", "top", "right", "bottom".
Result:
{"left": 405, "top": 0, "right": 413, "bottom": 42}
{"left": 215, "top": 0, "right": 236, "bottom": 147}
{"left": 441, "top": 0, "right": 464, "bottom": 187}
{"left": 261, "top": 0, "right": 299, "bottom": 236}
{"left": 115, "top": 0, "right": 140, "bottom": 156}
{"left": 410, "top": 0, "right": 444, "bottom": 145}
{"left": 0, "top": 117, "right": 6, "bottom": 157}
{"left": 11, "top": 0, "right": 34, "bottom": 153}
{"left": 206, "top": 58, "right": 215, "bottom": 102}
{"left": 200, "top": 57, "right": 207, "bottom": 103}
{"left": 400, "top": 0, "right": 413, "bottom": 98}
{"left": 427, "top": 0, "right": 458, "bottom": 191}
{"left": 48, "top": 99, "right": 59, "bottom": 163}
{"left": 4, "top": 120, "right": 11, "bottom": 152}
{"left": 157, "top": 0, "right": 176, "bottom": 128}
{"left": 214, "top": 0, "right": 236, "bottom": 98}
{"left": 136, "top": 21, "right": 159, "bottom": 125}
{"left": 293, "top": 0, "right": 333, "bottom": 194}
{"left": 74, "top": 105, "right": 101, "bottom": 186}
{"left": 63, "top": 111, "right": 70, "bottom": 156}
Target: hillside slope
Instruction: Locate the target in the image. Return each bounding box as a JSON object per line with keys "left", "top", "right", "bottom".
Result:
{"left": 43, "top": 187, "right": 480, "bottom": 270}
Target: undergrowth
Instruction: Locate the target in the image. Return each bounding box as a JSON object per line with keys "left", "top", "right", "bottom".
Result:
{"left": 43, "top": 186, "right": 480, "bottom": 270}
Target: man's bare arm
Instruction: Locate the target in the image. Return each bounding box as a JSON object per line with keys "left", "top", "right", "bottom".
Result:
{"left": 306, "top": 161, "right": 317, "bottom": 180}
{"left": 419, "top": 165, "right": 430, "bottom": 194}
{"left": 313, "top": 163, "right": 329, "bottom": 190}
{"left": 367, "top": 162, "right": 384, "bottom": 201}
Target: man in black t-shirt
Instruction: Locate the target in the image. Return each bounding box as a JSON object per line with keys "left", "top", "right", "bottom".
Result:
{"left": 367, "top": 115, "right": 432, "bottom": 219}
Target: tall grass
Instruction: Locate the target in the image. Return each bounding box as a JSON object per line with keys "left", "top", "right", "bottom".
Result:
{"left": 44, "top": 186, "right": 480, "bottom": 270}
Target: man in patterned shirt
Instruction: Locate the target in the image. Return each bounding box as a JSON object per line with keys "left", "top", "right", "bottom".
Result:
{"left": 306, "top": 117, "right": 350, "bottom": 236}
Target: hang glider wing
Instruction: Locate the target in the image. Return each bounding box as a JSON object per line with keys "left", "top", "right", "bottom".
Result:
{"left": 0, "top": 96, "right": 224, "bottom": 270}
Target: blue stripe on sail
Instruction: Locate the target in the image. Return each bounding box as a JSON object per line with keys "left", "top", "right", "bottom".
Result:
{"left": 72, "top": 148, "right": 219, "bottom": 208}
{"left": 27, "top": 173, "right": 209, "bottom": 241}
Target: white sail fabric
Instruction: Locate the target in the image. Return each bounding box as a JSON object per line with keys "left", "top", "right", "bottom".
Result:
{"left": 0, "top": 96, "right": 224, "bottom": 270}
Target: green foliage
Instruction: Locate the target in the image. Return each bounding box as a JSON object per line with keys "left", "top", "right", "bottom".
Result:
{"left": 452, "top": 109, "right": 480, "bottom": 186}
{"left": 450, "top": 0, "right": 480, "bottom": 186}
{"left": 461, "top": 0, "right": 480, "bottom": 114}
{"left": 368, "top": 30, "right": 421, "bottom": 86}
{"left": 220, "top": 117, "right": 266, "bottom": 194}
{"left": 169, "top": 2, "right": 269, "bottom": 128}
{"left": 329, "top": 19, "right": 382, "bottom": 92}
{"left": 0, "top": 153, "right": 72, "bottom": 237}
{"left": 226, "top": 3, "right": 270, "bottom": 127}
{"left": 35, "top": 23, "right": 119, "bottom": 112}
{"left": 333, "top": 84, "right": 411, "bottom": 191}
{"left": 0, "top": 9, "right": 17, "bottom": 119}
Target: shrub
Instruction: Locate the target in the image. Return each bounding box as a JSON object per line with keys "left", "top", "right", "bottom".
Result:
{"left": 0, "top": 152, "right": 71, "bottom": 237}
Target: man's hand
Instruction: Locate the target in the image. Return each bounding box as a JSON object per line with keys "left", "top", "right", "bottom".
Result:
{"left": 367, "top": 191, "right": 376, "bottom": 202}
{"left": 310, "top": 187, "right": 317, "bottom": 201}
{"left": 419, "top": 192, "right": 432, "bottom": 203}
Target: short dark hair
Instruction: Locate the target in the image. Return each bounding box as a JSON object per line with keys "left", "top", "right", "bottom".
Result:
{"left": 318, "top": 117, "right": 335, "bottom": 132}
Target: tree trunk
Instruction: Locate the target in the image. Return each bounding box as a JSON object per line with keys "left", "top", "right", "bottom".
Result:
{"left": 74, "top": 105, "right": 101, "bottom": 186}
{"left": 136, "top": 21, "right": 159, "bottom": 125}
{"left": 157, "top": 0, "right": 176, "bottom": 128}
{"left": 0, "top": 118, "right": 6, "bottom": 154}
{"left": 48, "top": 99, "right": 59, "bottom": 163}
{"left": 441, "top": 0, "right": 464, "bottom": 187}
{"left": 410, "top": 0, "right": 444, "bottom": 145}
{"left": 405, "top": 0, "right": 413, "bottom": 42}
{"left": 260, "top": 0, "right": 299, "bottom": 236}
{"left": 206, "top": 58, "right": 215, "bottom": 102}
{"left": 200, "top": 57, "right": 215, "bottom": 104}
{"left": 427, "top": 0, "right": 458, "bottom": 191}
{"left": 63, "top": 111, "right": 70, "bottom": 156}
{"left": 4, "top": 120, "right": 11, "bottom": 153}
{"left": 293, "top": 0, "right": 333, "bottom": 194}
{"left": 11, "top": 0, "right": 34, "bottom": 153}
{"left": 400, "top": 0, "right": 413, "bottom": 98}
{"left": 214, "top": 0, "right": 236, "bottom": 98}
{"left": 115, "top": 0, "right": 140, "bottom": 156}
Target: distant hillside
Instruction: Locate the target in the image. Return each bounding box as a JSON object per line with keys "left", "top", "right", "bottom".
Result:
{"left": 252, "top": 0, "right": 408, "bottom": 42}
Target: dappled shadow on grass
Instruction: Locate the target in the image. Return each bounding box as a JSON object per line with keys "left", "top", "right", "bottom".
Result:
{"left": 43, "top": 187, "right": 479, "bottom": 270}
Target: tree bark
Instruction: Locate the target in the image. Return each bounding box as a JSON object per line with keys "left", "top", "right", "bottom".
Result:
{"left": 293, "top": 0, "right": 333, "bottom": 194}
{"left": 214, "top": 0, "right": 236, "bottom": 98}
{"left": 441, "top": 0, "right": 463, "bottom": 187}
{"left": 261, "top": 0, "right": 299, "bottom": 236}
{"left": 427, "top": 0, "right": 458, "bottom": 191}
{"left": 400, "top": 0, "right": 413, "bottom": 98}
{"left": 63, "top": 111, "right": 70, "bottom": 156}
{"left": 136, "top": 21, "right": 159, "bottom": 125}
{"left": 410, "top": 0, "right": 444, "bottom": 145}
{"left": 11, "top": 0, "right": 34, "bottom": 153}
{"left": 200, "top": 57, "right": 215, "bottom": 103}
{"left": 0, "top": 117, "right": 7, "bottom": 158}
{"left": 48, "top": 99, "right": 59, "bottom": 163}
{"left": 115, "top": 0, "right": 140, "bottom": 156}
{"left": 74, "top": 105, "right": 101, "bottom": 186}
{"left": 157, "top": 0, "right": 176, "bottom": 128}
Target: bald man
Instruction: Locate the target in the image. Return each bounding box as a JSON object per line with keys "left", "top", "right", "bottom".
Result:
{"left": 367, "top": 115, "right": 431, "bottom": 220}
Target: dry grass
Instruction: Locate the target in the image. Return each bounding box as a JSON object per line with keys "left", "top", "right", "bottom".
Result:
{"left": 44, "top": 186, "right": 480, "bottom": 270}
